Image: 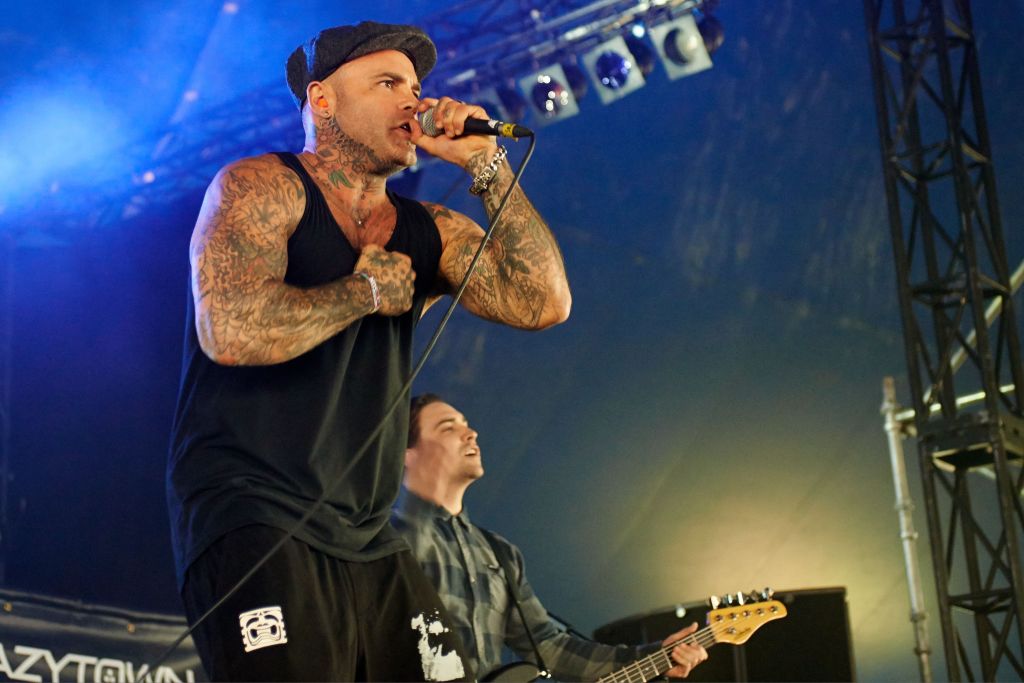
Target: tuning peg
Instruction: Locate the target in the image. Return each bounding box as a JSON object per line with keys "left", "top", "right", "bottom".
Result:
{"left": 722, "top": 593, "right": 737, "bottom": 607}
{"left": 759, "top": 587, "right": 774, "bottom": 601}
{"left": 708, "top": 595, "right": 721, "bottom": 610}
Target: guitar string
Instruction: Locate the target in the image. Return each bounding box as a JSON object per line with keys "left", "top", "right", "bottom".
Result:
{"left": 598, "top": 607, "right": 781, "bottom": 683}
{"left": 598, "top": 625, "right": 720, "bottom": 683}
{"left": 607, "top": 613, "right": 770, "bottom": 682}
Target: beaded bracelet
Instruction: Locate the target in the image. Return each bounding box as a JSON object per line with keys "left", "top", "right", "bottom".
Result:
{"left": 353, "top": 271, "right": 381, "bottom": 313}
{"left": 469, "top": 145, "right": 508, "bottom": 196}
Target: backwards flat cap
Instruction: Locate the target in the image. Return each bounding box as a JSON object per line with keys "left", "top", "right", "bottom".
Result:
{"left": 286, "top": 21, "right": 437, "bottom": 108}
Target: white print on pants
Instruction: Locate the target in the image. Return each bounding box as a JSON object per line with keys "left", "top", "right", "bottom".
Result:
{"left": 239, "top": 606, "right": 288, "bottom": 652}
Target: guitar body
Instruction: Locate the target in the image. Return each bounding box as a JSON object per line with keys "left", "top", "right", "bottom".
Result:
{"left": 482, "top": 661, "right": 543, "bottom": 682}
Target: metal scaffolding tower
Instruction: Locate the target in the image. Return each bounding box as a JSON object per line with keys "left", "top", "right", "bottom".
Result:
{"left": 864, "top": 0, "right": 1024, "bottom": 679}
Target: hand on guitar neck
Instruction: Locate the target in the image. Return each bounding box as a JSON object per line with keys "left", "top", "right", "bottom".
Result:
{"left": 597, "top": 593, "right": 788, "bottom": 683}
{"left": 486, "top": 592, "right": 787, "bottom": 682}
{"left": 659, "top": 623, "right": 708, "bottom": 679}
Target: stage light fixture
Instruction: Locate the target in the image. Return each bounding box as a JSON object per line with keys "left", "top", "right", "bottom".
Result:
{"left": 560, "top": 60, "right": 589, "bottom": 102}
{"left": 580, "top": 35, "right": 646, "bottom": 105}
{"left": 518, "top": 64, "right": 580, "bottom": 124}
{"left": 624, "top": 35, "right": 657, "bottom": 77}
{"left": 697, "top": 13, "right": 725, "bottom": 56}
{"left": 647, "top": 14, "right": 713, "bottom": 81}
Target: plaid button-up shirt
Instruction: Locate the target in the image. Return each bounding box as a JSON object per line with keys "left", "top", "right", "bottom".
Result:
{"left": 392, "top": 488, "right": 652, "bottom": 681}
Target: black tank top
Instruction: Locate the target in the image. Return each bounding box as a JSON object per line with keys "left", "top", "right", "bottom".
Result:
{"left": 166, "top": 152, "right": 441, "bottom": 587}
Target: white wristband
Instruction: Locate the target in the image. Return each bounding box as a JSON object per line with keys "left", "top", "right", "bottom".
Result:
{"left": 353, "top": 271, "right": 381, "bottom": 313}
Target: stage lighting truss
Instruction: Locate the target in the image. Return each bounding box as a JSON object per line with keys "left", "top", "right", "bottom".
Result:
{"left": 647, "top": 13, "right": 713, "bottom": 80}
{"left": 6, "top": 0, "right": 721, "bottom": 235}
{"left": 518, "top": 64, "right": 582, "bottom": 125}
{"left": 580, "top": 35, "right": 647, "bottom": 104}
{"left": 432, "top": 1, "right": 718, "bottom": 126}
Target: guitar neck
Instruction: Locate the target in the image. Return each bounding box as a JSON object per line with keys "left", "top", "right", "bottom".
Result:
{"left": 594, "top": 598, "right": 786, "bottom": 683}
{"left": 596, "top": 628, "right": 717, "bottom": 683}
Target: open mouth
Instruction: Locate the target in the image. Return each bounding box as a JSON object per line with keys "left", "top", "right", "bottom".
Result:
{"left": 398, "top": 122, "right": 412, "bottom": 133}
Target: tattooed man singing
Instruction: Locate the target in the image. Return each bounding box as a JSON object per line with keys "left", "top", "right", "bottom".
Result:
{"left": 166, "top": 21, "right": 570, "bottom": 682}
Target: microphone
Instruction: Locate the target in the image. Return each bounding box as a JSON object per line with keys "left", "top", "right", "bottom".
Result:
{"left": 420, "top": 106, "right": 534, "bottom": 139}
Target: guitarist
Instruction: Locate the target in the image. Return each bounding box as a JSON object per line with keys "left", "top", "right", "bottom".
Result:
{"left": 391, "top": 394, "right": 709, "bottom": 681}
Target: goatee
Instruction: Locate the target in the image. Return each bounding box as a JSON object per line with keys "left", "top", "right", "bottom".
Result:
{"left": 324, "top": 116, "right": 410, "bottom": 177}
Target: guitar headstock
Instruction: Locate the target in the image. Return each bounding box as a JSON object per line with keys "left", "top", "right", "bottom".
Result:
{"left": 705, "top": 588, "right": 787, "bottom": 645}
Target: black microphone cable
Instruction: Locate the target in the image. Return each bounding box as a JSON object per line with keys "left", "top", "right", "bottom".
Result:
{"left": 140, "top": 133, "right": 538, "bottom": 681}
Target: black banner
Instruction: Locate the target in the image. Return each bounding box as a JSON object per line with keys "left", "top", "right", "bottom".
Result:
{"left": 0, "top": 589, "right": 205, "bottom": 682}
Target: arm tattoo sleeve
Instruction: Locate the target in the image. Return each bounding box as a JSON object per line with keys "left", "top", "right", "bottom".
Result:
{"left": 429, "top": 151, "right": 570, "bottom": 329}
{"left": 191, "top": 159, "right": 372, "bottom": 365}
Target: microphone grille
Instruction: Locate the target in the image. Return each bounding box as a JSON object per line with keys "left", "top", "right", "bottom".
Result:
{"left": 419, "top": 107, "right": 441, "bottom": 137}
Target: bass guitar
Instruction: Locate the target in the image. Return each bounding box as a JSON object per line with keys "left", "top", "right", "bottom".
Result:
{"left": 484, "top": 590, "right": 787, "bottom": 683}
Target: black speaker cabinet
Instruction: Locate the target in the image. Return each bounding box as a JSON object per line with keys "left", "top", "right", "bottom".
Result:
{"left": 593, "top": 587, "right": 855, "bottom": 682}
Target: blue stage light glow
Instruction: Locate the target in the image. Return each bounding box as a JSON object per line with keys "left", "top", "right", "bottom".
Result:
{"left": 595, "top": 51, "right": 633, "bottom": 90}
{"left": 0, "top": 85, "right": 123, "bottom": 212}
{"left": 0, "top": 0, "right": 254, "bottom": 223}
{"left": 0, "top": 154, "right": 16, "bottom": 210}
